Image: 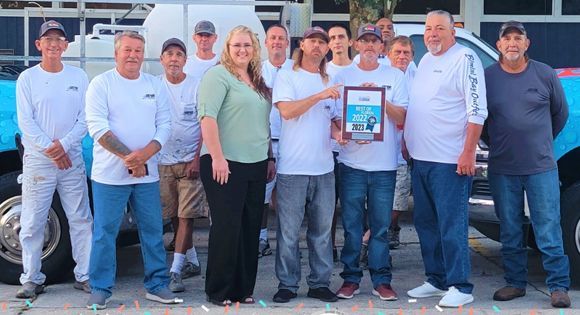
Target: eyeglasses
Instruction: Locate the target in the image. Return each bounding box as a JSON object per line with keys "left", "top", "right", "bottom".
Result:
{"left": 229, "top": 43, "right": 253, "bottom": 50}
{"left": 41, "top": 36, "right": 66, "bottom": 43}
{"left": 358, "top": 38, "right": 381, "bottom": 45}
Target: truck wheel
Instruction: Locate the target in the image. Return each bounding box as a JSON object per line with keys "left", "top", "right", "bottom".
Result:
{"left": 561, "top": 181, "right": 580, "bottom": 286}
{"left": 0, "top": 171, "right": 74, "bottom": 285}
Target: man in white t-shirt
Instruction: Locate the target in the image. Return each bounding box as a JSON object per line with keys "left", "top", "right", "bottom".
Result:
{"left": 385, "top": 35, "right": 416, "bottom": 249}
{"left": 404, "top": 10, "right": 488, "bottom": 308}
{"left": 85, "top": 31, "right": 182, "bottom": 309}
{"left": 272, "top": 26, "right": 342, "bottom": 304}
{"left": 15, "top": 20, "right": 93, "bottom": 299}
{"left": 259, "top": 24, "right": 293, "bottom": 258}
{"left": 157, "top": 38, "right": 209, "bottom": 292}
{"left": 333, "top": 23, "right": 408, "bottom": 302}
{"left": 183, "top": 20, "right": 219, "bottom": 81}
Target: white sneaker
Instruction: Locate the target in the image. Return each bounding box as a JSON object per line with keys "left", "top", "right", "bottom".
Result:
{"left": 438, "top": 286, "right": 474, "bottom": 307}
{"left": 407, "top": 282, "right": 448, "bottom": 298}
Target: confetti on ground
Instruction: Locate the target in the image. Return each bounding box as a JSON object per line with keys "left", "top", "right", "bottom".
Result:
{"left": 92, "top": 303, "right": 97, "bottom": 314}
{"left": 25, "top": 300, "right": 32, "bottom": 308}
{"left": 295, "top": 303, "right": 303, "bottom": 312}
{"left": 408, "top": 299, "right": 417, "bottom": 303}
{"left": 2, "top": 303, "right": 7, "bottom": 311}
{"left": 164, "top": 308, "right": 170, "bottom": 315}
{"left": 144, "top": 312, "right": 151, "bottom": 315}
{"left": 225, "top": 304, "right": 229, "bottom": 313}
{"left": 118, "top": 304, "right": 125, "bottom": 312}
{"left": 469, "top": 307, "right": 474, "bottom": 315}
{"left": 493, "top": 305, "right": 501, "bottom": 313}
{"left": 326, "top": 303, "right": 330, "bottom": 311}
{"left": 398, "top": 307, "right": 403, "bottom": 315}
{"left": 201, "top": 305, "right": 210, "bottom": 312}
{"left": 420, "top": 306, "right": 426, "bottom": 314}
{"left": 377, "top": 312, "right": 385, "bottom": 315}
{"left": 435, "top": 305, "right": 443, "bottom": 312}
{"left": 258, "top": 300, "right": 267, "bottom": 308}
{"left": 368, "top": 299, "right": 374, "bottom": 310}
{"left": 236, "top": 302, "right": 240, "bottom": 312}
{"left": 352, "top": 305, "right": 359, "bottom": 312}
{"left": 63, "top": 303, "right": 71, "bottom": 310}
{"left": 559, "top": 310, "right": 564, "bottom": 315}
{"left": 530, "top": 309, "right": 535, "bottom": 315}
{"left": 458, "top": 305, "right": 463, "bottom": 313}
{"left": 134, "top": 300, "right": 140, "bottom": 310}
{"left": 187, "top": 306, "right": 193, "bottom": 314}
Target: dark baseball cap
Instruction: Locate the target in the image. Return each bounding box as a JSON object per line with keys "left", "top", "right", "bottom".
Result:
{"left": 39, "top": 20, "right": 67, "bottom": 38}
{"left": 161, "top": 38, "right": 187, "bottom": 54}
{"left": 499, "top": 20, "right": 526, "bottom": 38}
{"left": 303, "top": 26, "right": 329, "bottom": 43}
{"left": 194, "top": 20, "right": 216, "bottom": 35}
{"left": 357, "top": 24, "right": 382, "bottom": 42}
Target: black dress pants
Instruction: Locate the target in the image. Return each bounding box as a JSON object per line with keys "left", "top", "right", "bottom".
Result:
{"left": 200, "top": 154, "right": 267, "bottom": 301}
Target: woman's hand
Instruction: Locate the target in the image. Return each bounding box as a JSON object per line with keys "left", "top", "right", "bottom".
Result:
{"left": 212, "top": 157, "right": 230, "bottom": 185}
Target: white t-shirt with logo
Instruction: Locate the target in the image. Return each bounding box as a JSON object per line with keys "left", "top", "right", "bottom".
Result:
{"left": 86, "top": 69, "right": 171, "bottom": 185}
{"left": 273, "top": 68, "right": 339, "bottom": 175}
{"left": 158, "top": 74, "right": 201, "bottom": 165}
{"left": 334, "top": 64, "right": 408, "bottom": 171}
{"left": 183, "top": 54, "right": 219, "bottom": 81}
{"left": 262, "top": 59, "right": 293, "bottom": 140}
{"left": 16, "top": 64, "right": 88, "bottom": 159}
{"left": 404, "top": 43, "right": 488, "bottom": 164}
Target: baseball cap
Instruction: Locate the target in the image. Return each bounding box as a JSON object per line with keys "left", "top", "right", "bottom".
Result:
{"left": 39, "top": 20, "right": 67, "bottom": 38}
{"left": 499, "top": 20, "right": 526, "bottom": 38}
{"left": 357, "top": 24, "right": 382, "bottom": 41}
{"left": 194, "top": 20, "right": 216, "bottom": 35}
{"left": 161, "top": 38, "right": 187, "bottom": 55}
{"left": 303, "top": 26, "right": 329, "bottom": 43}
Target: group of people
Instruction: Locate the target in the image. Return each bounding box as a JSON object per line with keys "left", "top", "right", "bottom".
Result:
{"left": 14, "top": 8, "right": 571, "bottom": 311}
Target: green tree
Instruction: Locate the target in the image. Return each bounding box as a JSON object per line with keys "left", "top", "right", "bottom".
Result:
{"left": 335, "top": 0, "right": 402, "bottom": 39}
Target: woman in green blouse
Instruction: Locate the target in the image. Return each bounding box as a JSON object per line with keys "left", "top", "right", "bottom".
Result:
{"left": 197, "top": 25, "right": 274, "bottom": 306}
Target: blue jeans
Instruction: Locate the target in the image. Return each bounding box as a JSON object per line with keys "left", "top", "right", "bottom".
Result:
{"left": 89, "top": 181, "right": 169, "bottom": 297}
{"left": 339, "top": 164, "right": 396, "bottom": 288}
{"left": 411, "top": 160, "right": 473, "bottom": 294}
{"left": 275, "top": 172, "right": 335, "bottom": 292}
{"left": 488, "top": 169, "right": 570, "bottom": 292}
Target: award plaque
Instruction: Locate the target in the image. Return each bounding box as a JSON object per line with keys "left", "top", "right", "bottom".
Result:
{"left": 341, "top": 86, "right": 386, "bottom": 141}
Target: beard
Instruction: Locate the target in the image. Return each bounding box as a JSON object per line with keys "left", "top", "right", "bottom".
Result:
{"left": 427, "top": 42, "right": 442, "bottom": 55}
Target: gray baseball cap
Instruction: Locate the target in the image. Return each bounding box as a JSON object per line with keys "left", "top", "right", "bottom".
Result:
{"left": 357, "top": 24, "right": 382, "bottom": 42}
{"left": 39, "top": 20, "right": 67, "bottom": 38}
{"left": 161, "top": 38, "right": 187, "bottom": 54}
{"left": 499, "top": 20, "right": 526, "bottom": 38}
{"left": 194, "top": 20, "right": 216, "bottom": 35}
{"left": 303, "top": 26, "right": 329, "bottom": 43}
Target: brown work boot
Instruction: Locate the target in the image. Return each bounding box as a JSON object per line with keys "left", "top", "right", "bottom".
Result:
{"left": 493, "top": 286, "right": 526, "bottom": 301}
{"left": 551, "top": 290, "right": 571, "bottom": 308}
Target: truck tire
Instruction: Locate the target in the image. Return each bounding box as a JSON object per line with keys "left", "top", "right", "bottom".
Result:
{"left": 0, "top": 171, "right": 74, "bottom": 284}
{"left": 561, "top": 181, "right": 580, "bottom": 286}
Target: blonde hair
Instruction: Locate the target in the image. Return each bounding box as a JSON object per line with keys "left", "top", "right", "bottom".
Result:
{"left": 291, "top": 41, "right": 330, "bottom": 84}
{"left": 220, "top": 25, "right": 271, "bottom": 101}
{"left": 114, "top": 31, "right": 145, "bottom": 51}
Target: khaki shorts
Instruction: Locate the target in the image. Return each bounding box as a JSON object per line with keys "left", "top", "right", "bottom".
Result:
{"left": 159, "top": 163, "right": 209, "bottom": 219}
{"left": 393, "top": 164, "right": 411, "bottom": 211}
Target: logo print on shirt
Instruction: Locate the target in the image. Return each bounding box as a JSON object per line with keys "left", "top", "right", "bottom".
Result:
{"left": 143, "top": 94, "right": 156, "bottom": 100}
{"left": 433, "top": 69, "right": 443, "bottom": 73}
{"left": 66, "top": 86, "right": 79, "bottom": 92}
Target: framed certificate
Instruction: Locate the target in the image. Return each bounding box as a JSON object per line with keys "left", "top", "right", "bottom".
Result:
{"left": 341, "top": 86, "right": 386, "bottom": 141}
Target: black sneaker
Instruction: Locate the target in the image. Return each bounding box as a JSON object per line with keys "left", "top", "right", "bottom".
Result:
{"left": 258, "top": 239, "right": 272, "bottom": 258}
{"left": 16, "top": 282, "right": 45, "bottom": 299}
{"left": 181, "top": 262, "right": 201, "bottom": 279}
{"left": 307, "top": 287, "right": 338, "bottom": 302}
{"left": 388, "top": 227, "right": 401, "bottom": 249}
{"left": 273, "top": 289, "right": 297, "bottom": 303}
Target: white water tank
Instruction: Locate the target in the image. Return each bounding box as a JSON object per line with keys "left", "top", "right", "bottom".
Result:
{"left": 64, "top": 2, "right": 267, "bottom": 79}
{"left": 144, "top": 3, "right": 268, "bottom": 75}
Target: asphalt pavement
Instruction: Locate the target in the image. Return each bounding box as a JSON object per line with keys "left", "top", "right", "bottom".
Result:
{"left": 0, "top": 207, "right": 578, "bottom": 315}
